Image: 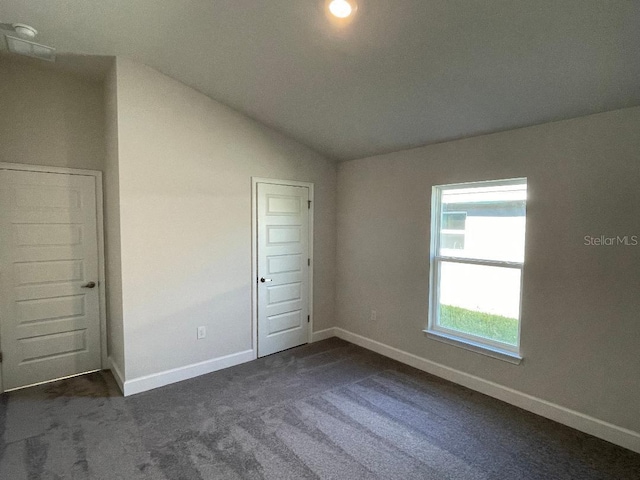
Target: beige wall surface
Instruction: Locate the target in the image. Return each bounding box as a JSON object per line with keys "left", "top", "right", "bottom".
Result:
{"left": 336, "top": 107, "right": 640, "bottom": 433}
{"left": 113, "top": 58, "right": 336, "bottom": 380}
{"left": 0, "top": 56, "right": 105, "bottom": 171}
{"left": 103, "top": 62, "right": 125, "bottom": 376}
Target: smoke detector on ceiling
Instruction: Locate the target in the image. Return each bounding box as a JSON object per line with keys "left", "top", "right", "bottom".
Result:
{"left": 3, "top": 23, "right": 56, "bottom": 62}
{"left": 12, "top": 23, "right": 37, "bottom": 39}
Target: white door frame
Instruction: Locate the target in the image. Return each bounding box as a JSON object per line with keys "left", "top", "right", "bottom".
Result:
{"left": 251, "top": 177, "right": 314, "bottom": 358}
{"left": 0, "top": 162, "right": 108, "bottom": 392}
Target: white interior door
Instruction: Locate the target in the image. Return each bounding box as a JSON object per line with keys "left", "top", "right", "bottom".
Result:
{"left": 257, "top": 183, "right": 310, "bottom": 357}
{"left": 0, "top": 169, "right": 102, "bottom": 391}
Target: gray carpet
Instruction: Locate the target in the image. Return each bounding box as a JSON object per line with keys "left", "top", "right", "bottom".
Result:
{"left": 1, "top": 338, "right": 639, "bottom": 479}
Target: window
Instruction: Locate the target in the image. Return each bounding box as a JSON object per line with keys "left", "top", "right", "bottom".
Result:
{"left": 427, "top": 178, "right": 527, "bottom": 361}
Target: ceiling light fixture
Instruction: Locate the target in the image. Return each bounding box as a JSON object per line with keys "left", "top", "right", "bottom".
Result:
{"left": 328, "top": 0, "right": 356, "bottom": 19}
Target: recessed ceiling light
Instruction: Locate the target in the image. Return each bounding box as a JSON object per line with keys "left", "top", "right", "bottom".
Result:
{"left": 328, "top": 0, "right": 356, "bottom": 19}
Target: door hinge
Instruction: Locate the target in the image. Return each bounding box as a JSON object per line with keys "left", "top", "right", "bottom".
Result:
{"left": 308, "top": 200, "right": 311, "bottom": 209}
{"left": 307, "top": 315, "right": 310, "bottom": 323}
{"left": 308, "top": 258, "right": 310, "bottom": 266}
{"left": 0, "top": 352, "right": 3, "bottom": 363}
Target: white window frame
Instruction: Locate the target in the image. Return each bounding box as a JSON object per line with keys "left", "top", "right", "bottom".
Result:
{"left": 426, "top": 178, "right": 526, "bottom": 364}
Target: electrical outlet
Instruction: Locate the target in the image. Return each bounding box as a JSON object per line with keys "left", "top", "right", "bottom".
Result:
{"left": 197, "top": 326, "right": 206, "bottom": 339}
{"left": 370, "top": 310, "right": 377, "bottom": 322}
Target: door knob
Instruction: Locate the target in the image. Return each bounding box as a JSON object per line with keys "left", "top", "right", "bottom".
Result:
{"left": 260, "top": 277, "right": 273, "bottom": 283}
{"left": 81, "top": 281, "right": 96, "bottom": 289}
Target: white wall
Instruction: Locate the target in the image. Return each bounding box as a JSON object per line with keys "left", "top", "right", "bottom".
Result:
{"left": 113, "top": 58, "right": 336, "bottom": 382}
{"left": 103, "top": 61, "right": 126, "bottom": 379}
{"left": 336, "top": 107, "right": 640, "bottom": 434}
{"left": 0, "top": 56, "right": 105, "bottom": 170}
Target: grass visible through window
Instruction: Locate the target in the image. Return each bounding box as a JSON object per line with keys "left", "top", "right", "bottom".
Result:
{"left": 439, "top": 304, "right": 518, "bottom": 345}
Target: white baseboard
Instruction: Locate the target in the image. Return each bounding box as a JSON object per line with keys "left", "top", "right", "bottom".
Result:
{"left": 107, "top": 357, "right": 125, "bottom": 394}
{"left": 333, "top": 328, "right": 640, "bottom": 454}
{"left": 121, "top": 349, "right": 255, "bottom": 396}
{"left": 311, "top": 327, "right": 336, "bottom": 342}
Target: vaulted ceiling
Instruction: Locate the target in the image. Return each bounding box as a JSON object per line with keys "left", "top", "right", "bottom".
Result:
{"left": 2, "top": 1, "right": 639, "bottom": 161}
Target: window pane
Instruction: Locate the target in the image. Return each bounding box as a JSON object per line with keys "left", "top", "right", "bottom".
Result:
{"left": 437, "top": 261, "right": 521, "bottom": 346}
{"left": 439, "top": 182, "right": 526, "bottom": 262}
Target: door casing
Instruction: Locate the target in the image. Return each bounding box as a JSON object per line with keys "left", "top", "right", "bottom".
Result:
{"left": 0, "top": 162, "right": 107, "bottom": 392}
{"left": 251, "top": 177, "right": 314, "bottom": 358}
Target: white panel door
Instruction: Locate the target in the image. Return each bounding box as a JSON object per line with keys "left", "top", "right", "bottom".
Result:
{"left": 257, "top": 183, "right": 309, "bottom": 357}
{"left": 0, "top": 169, "right": 101, "bottom": 390}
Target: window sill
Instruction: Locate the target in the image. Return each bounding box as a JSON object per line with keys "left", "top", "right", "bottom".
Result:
{"left": 424, "top": 330, "right": 523, "bottom": 365}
